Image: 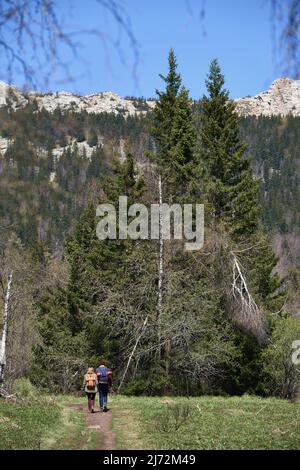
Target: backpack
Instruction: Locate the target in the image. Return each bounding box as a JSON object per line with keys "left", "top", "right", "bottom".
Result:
{"left": 86, "top": 373, "right": 96, "bottom": 390}
{"left": 97, "top": 366, "right": 108, "bottom": 383}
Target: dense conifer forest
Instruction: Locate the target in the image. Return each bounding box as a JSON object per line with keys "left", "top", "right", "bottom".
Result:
{"left": 1, "top": 53, "right": 300, "bottom": 400}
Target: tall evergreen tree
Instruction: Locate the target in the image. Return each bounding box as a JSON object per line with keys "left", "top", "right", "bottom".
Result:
{"left": 65, "top": 152, "right": 147, "bottom": 362}
{"left": 152, "top": 49, "right": 197, "bottom": 200}
{"left": 145, "top": 50, "right": 240, "bottom": 392}
{"left": 152, "top": 49, "right": 181, "bottom": 166}
{"left": 169, "top": 86, "right": 197, "bottom": 199}
{"left": 200, "top": 59, "right": 259, "bottom": 237}
{"left": 199, "top": 59, "right": 286, "bottom": 341}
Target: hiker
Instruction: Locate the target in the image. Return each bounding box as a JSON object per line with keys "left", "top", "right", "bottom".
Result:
{"left": 96, "top": 359, "right": 112, "bottom": 412}
{"left": 83, "top": 367, "right": 98, "bottom": 413}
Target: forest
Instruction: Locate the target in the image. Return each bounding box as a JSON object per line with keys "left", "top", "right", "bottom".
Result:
{"left": 1, "top": 51, "right": 300, "bottom": 402}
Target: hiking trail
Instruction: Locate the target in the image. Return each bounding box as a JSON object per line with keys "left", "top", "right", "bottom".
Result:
{"left": 67, "top": 401, "right": 116, "bottom": 450}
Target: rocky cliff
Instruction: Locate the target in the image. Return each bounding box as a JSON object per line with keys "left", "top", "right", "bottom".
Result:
{"left": 235, "top": 78, "right": 300, "bottom": 117}
{"left": 0, "top": 81, "right": 155, "bottom": 116}
{"left": 1, "top": 77, "right": 300, "bottom": 117}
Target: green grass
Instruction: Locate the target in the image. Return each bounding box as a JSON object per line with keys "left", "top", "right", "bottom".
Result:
{"left": 45, "top": 397, "right": 100, "bottom": 450}
{"left": 42, "top": 404, "right": 85, "bottom": 450}
{"left": 0, "top": 394, "right": 98, "bottom": 450}
{"left": 112, "top": 395, "right": 300, "bottom": 450}
{"left": 0, "top": 398, "right": 60, "bottom": 450}
{"left": 111, "top": 395, "right": 146, "bottom": 450}
{"left": 82, "top": 429, "right": 99, "bottom": 450}
{"left": 3, "top": 392, "right": 300, "bottom": 450}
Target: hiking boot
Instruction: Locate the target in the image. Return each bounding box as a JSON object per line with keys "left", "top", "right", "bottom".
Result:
{"left": 103, "top": 406, "right": 108, "bottom": 412}
{"left": 100, "top": 407, "right": 103, "bottom": 412}
{"left": 91, "top": 409, "right": 95, "bottom": 413}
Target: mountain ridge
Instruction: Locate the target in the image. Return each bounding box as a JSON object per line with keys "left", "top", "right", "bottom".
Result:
{"left": 1, "top": 77, "right": 300, "bottom": 117}
{"left": 0, "top": 81, "right": 155, "bottom": 116}
{"left": 235, "top": 78, "right": 300, "bottom": 117}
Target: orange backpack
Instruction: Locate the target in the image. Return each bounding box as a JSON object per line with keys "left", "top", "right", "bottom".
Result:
{"left": 86, "top": 373, "right": 96, "bottom": 390}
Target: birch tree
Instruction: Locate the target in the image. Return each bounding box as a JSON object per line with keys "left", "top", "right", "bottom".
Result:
{"left": 0, "top": 235, "right": 39, "bottom": 384}
{"left": 0, "top": 272, "right": 12, "bottom": 382}
{"left": 150, "top": 49, "right": 198, "bottom": 381}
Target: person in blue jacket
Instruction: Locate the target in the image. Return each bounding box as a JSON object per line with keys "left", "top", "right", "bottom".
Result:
{"left": 96, "top": 359, "right": 112, "bottom": 412}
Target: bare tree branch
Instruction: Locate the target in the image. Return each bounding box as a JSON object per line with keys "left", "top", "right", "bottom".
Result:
{"left": 230, "top": 252, "right": 266, "bottom": 342}
{"left": 0, "top": 0, "right": 140, "bottom": 89}
{"left": 271, "top": 0, "right": 300, "bottom": 78}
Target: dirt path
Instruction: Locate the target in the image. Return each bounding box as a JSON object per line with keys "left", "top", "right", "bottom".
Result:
{"left": 66, "top": 402, "right": 116, "bottom": 450}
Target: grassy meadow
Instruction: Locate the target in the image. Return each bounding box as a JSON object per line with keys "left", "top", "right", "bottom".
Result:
{"left": 1, "top": 389, "right": 300, "bottom": 450}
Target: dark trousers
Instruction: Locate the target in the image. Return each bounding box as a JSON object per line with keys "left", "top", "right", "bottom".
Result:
{"left": 98, "top": 383, "right": 108, "bottom": 408}
{"left": 86, "top": 392, "right": 96, "bottom": 411}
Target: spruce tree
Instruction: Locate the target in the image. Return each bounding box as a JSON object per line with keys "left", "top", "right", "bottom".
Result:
{"left": 200, "top": 58, "right": 259, "bottom": 237}
{"left": 146, "top": 50, "right": 240, "bottom": 392}
{"left": 152, "top": 49, "right": 197, "bottom": 200}
{"left": 65, "top": 151, "right": 147, "bottom": 362}
{"left": 169, "top": 86, "right": 197, "bottom": 199}
{"left": 153, "top": 49, "right": 181, "bottom": 167}
{"left": 199, "top": 59, "right": 286, "bottom": 340}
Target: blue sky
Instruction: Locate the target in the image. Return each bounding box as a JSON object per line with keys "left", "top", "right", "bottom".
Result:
{"left": 3, "top": 0, "right": 280, "bottom": 99}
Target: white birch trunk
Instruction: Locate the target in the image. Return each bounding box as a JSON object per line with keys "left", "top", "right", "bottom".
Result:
{"left": 0, "top": 272, "right": 13, "bottom": 382}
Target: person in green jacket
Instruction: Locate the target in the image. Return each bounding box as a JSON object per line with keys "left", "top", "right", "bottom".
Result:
{"left": 83, "top": 367, "right": 98, "bottom": 413}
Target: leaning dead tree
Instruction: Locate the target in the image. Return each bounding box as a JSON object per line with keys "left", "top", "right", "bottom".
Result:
{"left": 231, "top": 253, "right": 266, "bottom": 342}
{"left": 117, "top": 315, "right": 149, "bottom": 392}
{"left": 0, "top": 272, "right": 13, "bottom": 383}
